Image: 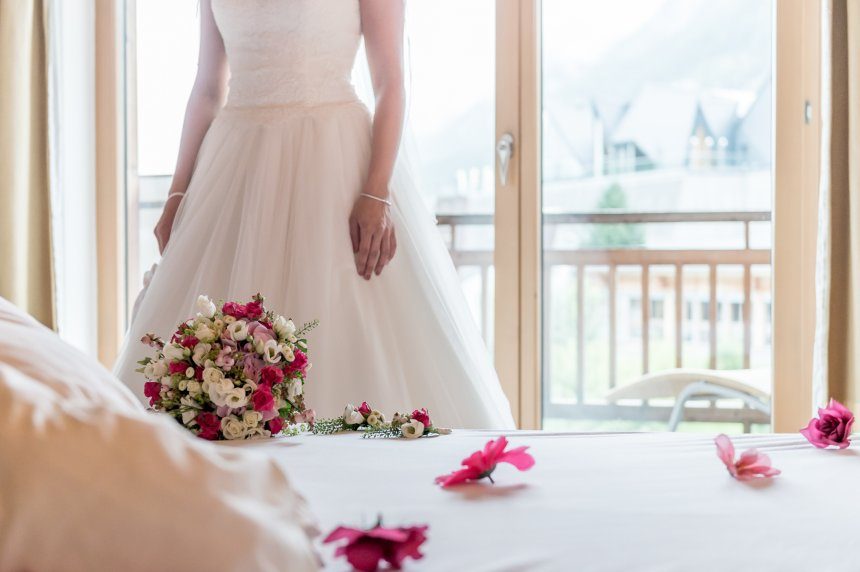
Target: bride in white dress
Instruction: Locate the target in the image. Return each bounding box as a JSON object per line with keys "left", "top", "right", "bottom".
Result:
{"left": 113, "top": 0, "right": 515, "bottom": 429}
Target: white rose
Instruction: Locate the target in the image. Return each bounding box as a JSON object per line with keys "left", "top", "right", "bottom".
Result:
{"left": 220, "top": 415, "right": 247, "bottom": 440}
{"left": 246, "top": 427, "right": 271, "bottom": 440}
{"left": 280, "top": 343, "right": 295, "bottom": 362}
{"left": 366, "top": 410, "right": 385, "bottom": 428}
{"left": 185, "top": 367, "right": 194, "bottom": 378}
{"left": 343, "top": 406, "right": 365, "bottom": 426}
{"left": 286, "top": 379, "right": 303, "bottom": 401}
{"left": 213, "top": 318, "right": 225, "bottom": 331}
{"left": 196, "top": 295, "right": 217, "bottom": 319}
{"left": 262, "top": 339, "right": 282, "bottom": 364}
{"left": 163, "top": 343, "right": 187, "bottom": 361}
{"left": 178, "top": 379, "right": 188, "bottom": 391}
{"left": 227, "top": 320, "right": 248, "bottom": 341}
{"left": 242, "top": 410, "right": 263, "bottom": 429}
{"left": 187, "top": 380, "right": 202, "bottom": 396}
{"left": 273, "top": 316, "right": 296, "bottom": 338}
{"left": 152, "top": 360, "right": 168, "bottom": 378}
{"left": 224, "top": 387, "right": 249, "bottom": 409}
{"left": 224, "top": 315, "right": 236, "bottom": 324}
{"left": 143, "top": 362, "right": 156, "bottom": 379}
{"left": 192, "top": 342, "right": 212, "bottom": 365}
{"left": 202, "top": 366, "right": 224, "bottom": 386}
{"left": 401, "top": 420, "right": 425, "bottom": 439}
{"left": 195, "top": 323, "right": 217, "bottom": 343}
{"left": 180, "top": 396, "right": 200, "bottom": 425}
{"left": 207, "top": 377, "right": 234, "bottom": 407}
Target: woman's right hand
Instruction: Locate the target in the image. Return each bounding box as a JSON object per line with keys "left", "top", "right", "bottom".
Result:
{"left": 154, "top": 194, "right": 183, "bottom": 254}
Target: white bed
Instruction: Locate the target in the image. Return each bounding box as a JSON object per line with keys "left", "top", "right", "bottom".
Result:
{"left": 2, "top": 297, "right": 854, "bottom": 571}
{"left": 246, "top": 430, "right": 859, "bottom": 571}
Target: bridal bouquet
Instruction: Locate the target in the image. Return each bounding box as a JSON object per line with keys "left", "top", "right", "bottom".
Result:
{"left": 138, "top": 294, "right": 317, "bottom": 440}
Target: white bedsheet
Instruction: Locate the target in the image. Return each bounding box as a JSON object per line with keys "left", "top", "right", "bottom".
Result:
{"left": 244, "top": 430, "right": 859, "bottom": 571}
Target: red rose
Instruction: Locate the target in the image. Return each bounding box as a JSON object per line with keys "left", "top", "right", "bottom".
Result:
{"left": 245, "top": 300, "right": 264, "bottom": 320}
{"left": 411, "top": 408, "right": 431, "bottom": 428}
{"left": 251, "top": 386, "right": 275, "bottom": 412}
{"left": 222, "top": 302, "right": 248, "bottom": 319}
{"left": 286, "top": 350, "right": 309, "bottom": 375}
{"left": 358, "top": 401, "right": 372, "bottom": 417}
{"left": 179, "top": 335, "right": 199, "bottom": 349}
{"left": 197, "top": 412, "right": 221, "bottom": 440}
{"left": 268, "top": 417, "right": 285, "bottom": 435}
{"left": 168, "top": 361, "right": 188, "bottom": 375}
{"left": 143, "top": 381, "right": 161, "bottom": 406}
{"left": 260, "top": 365, "right": 285, "bottom": 387}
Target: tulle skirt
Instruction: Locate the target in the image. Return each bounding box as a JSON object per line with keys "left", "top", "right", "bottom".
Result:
{"left": 112, "top": 100, "right": 515, "bottom": 430}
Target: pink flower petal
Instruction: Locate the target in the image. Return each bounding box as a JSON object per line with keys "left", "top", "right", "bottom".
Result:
{"left": 498, "top": 446, "right": 536, "bottom": 471}
{"left": 714, "top": 434, "right": 736, "bottom": 468}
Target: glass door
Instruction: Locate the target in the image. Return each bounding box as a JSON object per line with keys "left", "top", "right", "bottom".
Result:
{"left": 540, "top": 0, "right": 774, "bottom": 432}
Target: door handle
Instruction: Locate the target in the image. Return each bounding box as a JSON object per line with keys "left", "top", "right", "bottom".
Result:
{"left": 497, "top": 133, "right": 514, "bottom": 186}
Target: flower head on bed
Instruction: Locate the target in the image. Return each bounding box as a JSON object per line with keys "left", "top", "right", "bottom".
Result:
{"left": 435, "top": 436, "right": 535, "bottom": 487}
{"left": 800, "top": 398, "right": 855, "bottom": 449}
{"left": 324, "top": 518, "right": 428, "bottom": 572}
{"left": 137, "top": 294, "right": 317, "bottom": 440}
{"left": 714, "top": 434, "right": 780, "bottom": 480}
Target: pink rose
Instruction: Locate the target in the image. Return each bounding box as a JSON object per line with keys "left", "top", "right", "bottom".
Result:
{"left": 245, "top": 300, "right": 264, "bottom": 320}
{"left": 143, "top": 381, "right": 161, "bottom": 406}
{"left": 259, "top": 365, "right": 284, "bottom": 387}
{"left": 358, "top": 401, "right": 372, "bottom": 417}
{"left": 222, "top": 302, "right": 248, "bottom": 319}
{"left": 242, "top": 355, "right": 265, "bottom": 383}
{"left": 294, "top": 408, "right": 316, "bottom": 425}
{"left": 286, "top": 350, "right": 309, "bottom": 375}
{"left": 411, "top": 408, "right": 431, "bottom": 428}
{"left": 214, "top": 346, "right": 235, "bottom": 369}
{"left": 251, "top": 386, "right": 275, "bottom": 413}
{"left": 268, "top": 417, "right": 285, "bottom": 435}
{"left": 168, "top": 361, "right": 187, "bottom": 375}
{"left": 197, "top": 412, "right": 221, "bottom": 440}
{"left": 324, "top": 523, "right": 428, "bottom": 572}
{"left": 247, "top": 321, "right": 275, "bottom": 344}
{"left": 800, "top": 398, "right": 855, "bottom": 449}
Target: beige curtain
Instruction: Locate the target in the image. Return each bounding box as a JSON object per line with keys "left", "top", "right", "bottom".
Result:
{"left": 820, "top": 0, "right": 860, "bottom": 410}
{"left": 0, "top": 0, "right": 54, "bottom": 328}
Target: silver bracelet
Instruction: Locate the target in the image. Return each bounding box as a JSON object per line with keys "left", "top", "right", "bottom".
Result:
{"left": 359, "top": 193, "right": 392, "bottom": 206}
{"left": 166, "top": 192, "right": 185, "bottom": 202}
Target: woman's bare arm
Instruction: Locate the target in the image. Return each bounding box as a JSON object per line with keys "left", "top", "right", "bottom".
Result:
{"left": 350, "top": 0, "right": 406, "bottom": 279}
{"left": 154, "top": 0, "right": 228, "bottom": 254}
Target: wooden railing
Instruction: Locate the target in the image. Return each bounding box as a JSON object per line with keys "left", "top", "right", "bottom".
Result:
{"left": 437, "top": 211, "right": 772, "bottom": 420}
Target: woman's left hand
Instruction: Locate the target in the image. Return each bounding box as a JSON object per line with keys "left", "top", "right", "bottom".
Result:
{"left": 349, "top": 194, "right": 397, "bottom": 280}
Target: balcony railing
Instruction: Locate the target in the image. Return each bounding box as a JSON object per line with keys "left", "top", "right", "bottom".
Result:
{"left": 437, "top": 210, "right": 772, "bottom": 428}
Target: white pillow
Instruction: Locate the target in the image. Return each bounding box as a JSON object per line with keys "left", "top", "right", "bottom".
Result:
{"left": 0, "top": 298, "right": 319, "bottom": 571}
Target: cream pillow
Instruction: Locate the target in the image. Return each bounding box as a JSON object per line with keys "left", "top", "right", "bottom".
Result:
{"left": 0, "top": 298, "right": 319, "bottom": 571}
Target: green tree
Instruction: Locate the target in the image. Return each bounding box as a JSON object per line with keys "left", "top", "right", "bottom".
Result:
{"left": 584, "top": 183, "right": 644, "bottom": 248}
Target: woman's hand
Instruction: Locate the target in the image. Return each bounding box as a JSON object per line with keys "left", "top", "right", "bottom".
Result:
{"left": 349, "top": 194, "right": 397, "bottom": 280}
{"left": 154, "top": 194, "right": 183, "bottom": 254}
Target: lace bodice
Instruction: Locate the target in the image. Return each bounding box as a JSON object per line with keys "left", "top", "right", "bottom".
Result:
{"left": 211, "top": 0, "right": 361, "bottom": 107}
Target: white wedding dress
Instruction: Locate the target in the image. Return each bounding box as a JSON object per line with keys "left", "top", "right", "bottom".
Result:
{"left": 113, "top": 0, "right": 515, "bottom": 429}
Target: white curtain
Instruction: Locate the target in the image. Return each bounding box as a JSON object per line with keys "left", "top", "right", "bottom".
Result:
{"left": 47, "top": 0, "right": 99, "bottom": 356}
